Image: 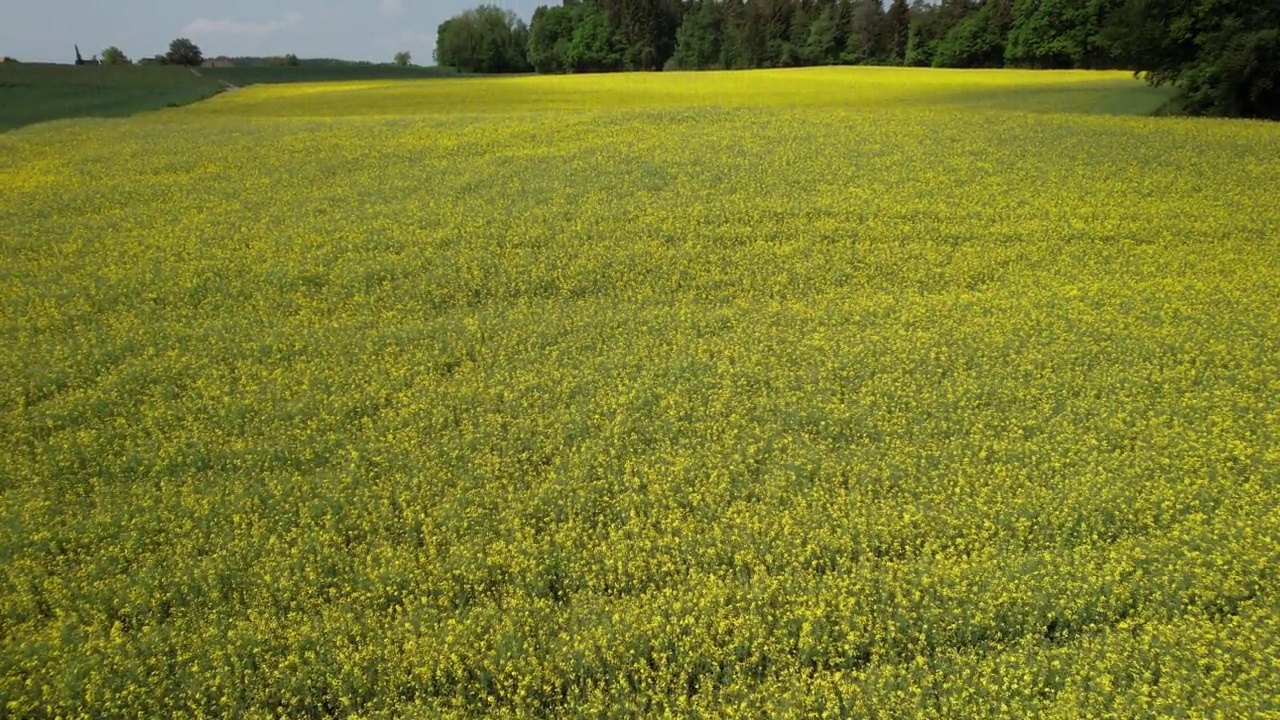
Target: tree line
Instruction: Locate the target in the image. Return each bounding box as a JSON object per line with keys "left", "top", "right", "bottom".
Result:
{"left": 89, "top": 40, "right": 417, "bottom": 70}
{"left": 96, "top": 39, "right": 208, "bottom": 67}
{"left": 433, "top": 0, "right": 1279, "bottom": 119}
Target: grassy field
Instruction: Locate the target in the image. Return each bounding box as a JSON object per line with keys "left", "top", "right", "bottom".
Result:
{"left": 0, "top": 64, "right": 222, "bottom": 132}
{"left": 201, "top": 64, "right": 467, "bottom": 87}
{"left": 0, "top": 63, "right": 463, "bottom": 132}
{"left": 2, "top": 67, "right": 1279, "bottom": 716}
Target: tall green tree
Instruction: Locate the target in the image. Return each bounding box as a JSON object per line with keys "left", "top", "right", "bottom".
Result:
{"left": 768, "top": 0, "right": 796, "bottom": 67}
{"left": 1109, "top": 0, "right": 1280, "bottom": 118}
{"left": 782, "top": 2, "right": 813, "bottom": 66}
{"left": 845, "top": 0, "right": 885, "bottom": 63}
{"left": 671, "top": 0, "right": 725, "bottom": 69}
{"left": 904, "top": 0, "right": 964, "bottom": 67}
{"left": 1004, "top": 0, "right": 1117, "bottom": 68}
{"left": 883, "top": 0, "right": 911, "bottom": 63}
{"left": 435, "top": 5, "right": 533, "bottom": 73}
{"left": 803, "top": 1, "right": 844, "bottom": 65}
{"left": 529, "top": 4, "right": 578, "bottom": 73}
{"left": 934, "top": 1, "right": 1007, "bottom": 68}
{"left": 566, "top": 0, "right": 624, "bottom": 72}
{"left": 165, "top": 38, "right": 203, "bottom": 67}
{"left": 720, "top": 0, "right": 754, "bottom": 68}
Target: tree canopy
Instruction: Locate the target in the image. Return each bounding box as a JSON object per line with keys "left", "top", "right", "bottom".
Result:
{"left": 101, "top": 47, "right": 130, "bottom": 65}
{"left": 434, "top": 0, "right": 1278, "bottom": 119}
{"left": 434, "top": 5, "right": 534, "bottom": 74}
{"left": 165, "top": 38, "right": 203, "bottom": 67}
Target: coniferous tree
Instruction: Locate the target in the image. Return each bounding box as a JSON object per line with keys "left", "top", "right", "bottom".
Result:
{"left": 720, "top": 0, "right": 752, "bottom": 68}
{"left": 845, "top": 0, "right": 885, "bottom": 63}
{"left": 783, "top": 2, "right": 813, "bottom": 66}
{"left": 883, "top": 0, "right": 911, "bottom": 63}
{"left": 671, "top": 0, "right": 725, "bottom": 69}
{"left": 804, "top": 1, "right": 844, "bottom": 64}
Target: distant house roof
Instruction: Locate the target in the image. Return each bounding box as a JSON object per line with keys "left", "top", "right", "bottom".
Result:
{"left": 202, "top": 57, "right": 235, "bottom": 68}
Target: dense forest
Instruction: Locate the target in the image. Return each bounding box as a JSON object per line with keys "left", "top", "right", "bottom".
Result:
{"left": 434, "top": 0, "right": 1279, "bottom": 119}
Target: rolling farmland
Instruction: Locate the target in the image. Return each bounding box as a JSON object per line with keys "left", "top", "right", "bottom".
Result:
{"left": 2, "top": 68, "right": 1279, "bottom": 716}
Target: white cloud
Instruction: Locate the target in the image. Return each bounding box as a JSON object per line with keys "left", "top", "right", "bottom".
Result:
{"left": 183, "top": 12, "right": 303, "bottom": 37}
{"left": 379, "top": 0, "right": 404, "bottom": 17}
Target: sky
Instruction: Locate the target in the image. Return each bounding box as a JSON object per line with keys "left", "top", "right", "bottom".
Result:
{"left": 0, "top": 0, "right": 543, "bottom": 65}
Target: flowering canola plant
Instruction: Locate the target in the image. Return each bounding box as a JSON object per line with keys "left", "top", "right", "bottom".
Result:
{"left": 1, "top": 67, "right": 1279, "bottom": 717}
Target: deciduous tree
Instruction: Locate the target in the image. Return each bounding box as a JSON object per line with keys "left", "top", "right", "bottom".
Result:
{"left": 101, "top": 46, "right": 129, "bottom": 65}
{"left": 166, "top": 38, "right": 203, "bottom": 67}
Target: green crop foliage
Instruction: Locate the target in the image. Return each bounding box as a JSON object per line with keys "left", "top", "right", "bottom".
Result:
{"left": 199, "top": 63, "right": 470, "bottom": 87}
{"left": 0, "top": 63, "right": 469, "bottom": 133}
{"left": 0, "top": 64, "right": 224, "bottom": 132}
{"left": 1, "top": 67, "right": 1277, "bottom": 717}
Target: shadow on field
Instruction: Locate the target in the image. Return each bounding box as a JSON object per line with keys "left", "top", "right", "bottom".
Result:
{"left": 0, "top": 64, "right": 225, "bottom": 132}
{"left": 0, "top": 63, "right": 472, "bottom": 133}
{"left": 932, "top": 80, "right": 1175, "bottom": 116}
{"left": 199, "top": 64, "right": 470, "bottom": 86}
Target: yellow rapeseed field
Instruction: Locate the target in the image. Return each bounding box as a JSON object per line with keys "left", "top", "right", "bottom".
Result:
{"left": 2, "top": 67, "right": 1279, "bottom": 717}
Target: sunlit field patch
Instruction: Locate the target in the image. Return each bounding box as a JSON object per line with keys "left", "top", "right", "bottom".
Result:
{"left": 1, "top": 67, "right": 1278, "bottom": 717}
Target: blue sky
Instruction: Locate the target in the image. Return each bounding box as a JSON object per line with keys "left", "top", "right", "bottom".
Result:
{"left": 1, "top": 0, "right": 542, "bottom": 64}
